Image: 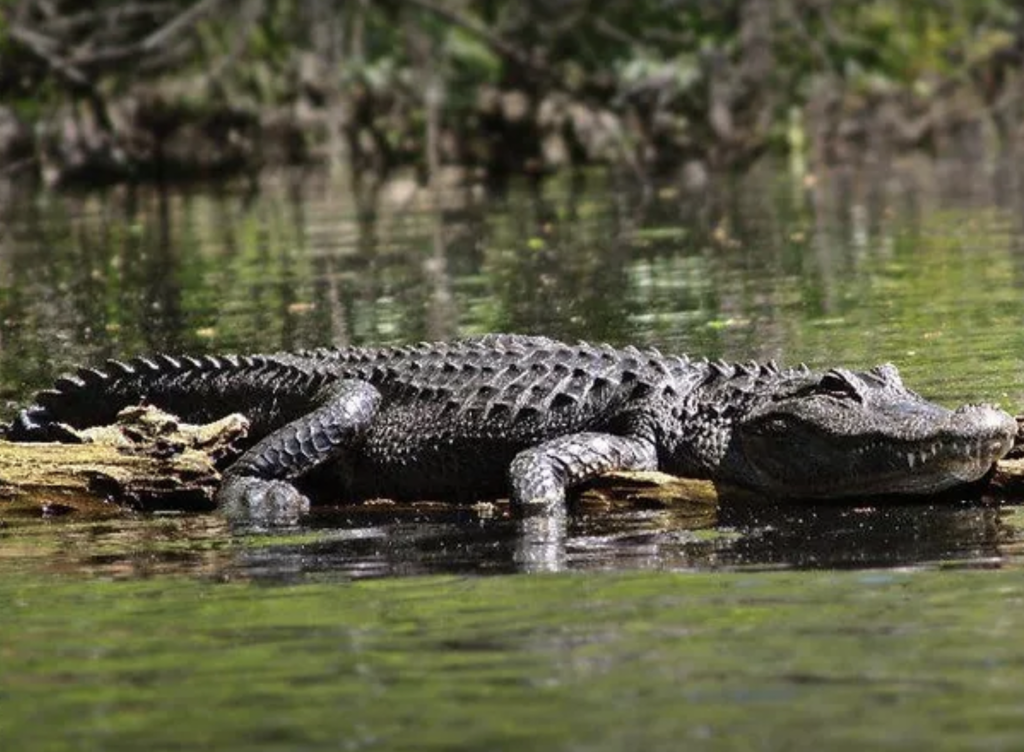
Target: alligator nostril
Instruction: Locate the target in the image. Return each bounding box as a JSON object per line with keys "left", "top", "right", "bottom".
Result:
{"left": 951, "top": 404, "right": 1017, "bottom": 434}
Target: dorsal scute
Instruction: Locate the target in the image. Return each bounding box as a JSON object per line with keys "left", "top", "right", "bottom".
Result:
{"left": 619, "top": 356, "right": 640, "bottom": 372}
{"left": 75, "top": 366, "right": 108, "bottom": 384}
{"left": 35, "top": 388, "right": 63, "bottom": 406}
{"left": 132, "top": 356, "right": 162, "bottom": 372}
{"left": 666, "top": 355, "right": 691, "bottom": 374}
{"left": 550, "top": 392, "right": 578, "bottom": 409}
{"left": 104, "top": 359, "right": 135, "bottom": 375}
{"left": 646, "top": 354, "right": 668, "bottom": 372}
{"left": 548, "top": 369, "right": 594, "bottom": 405}
{"left": 154, "top": 354, "right": 183, "bottom": 370}
{"left": 476, "top": 383, "right": 498, "bottom": 398}
{"left": 55, "top": 375, "right": 86, "bottom": 392}
{"left": 551, "top": 346, "right": 575, "bottom": 365}
{"left": 483, "top": 401, "right": 512, "bottom": 421}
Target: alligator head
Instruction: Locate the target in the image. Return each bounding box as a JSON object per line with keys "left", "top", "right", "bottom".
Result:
{"left": 710, "top": 364, "right": 1017, "bottom": 499}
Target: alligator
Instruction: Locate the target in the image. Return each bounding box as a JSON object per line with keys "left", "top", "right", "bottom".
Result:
{"left": 3, "top": 334, "right": 1018, "bottom": 521}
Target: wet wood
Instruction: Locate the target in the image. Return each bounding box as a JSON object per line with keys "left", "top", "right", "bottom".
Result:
{"left": 578, "top": 470, "right": 720, "bottom": 508}
{"left": 987, "top": 457, "right": 1024, "bottom": 496}
{"left": 0, "top": 406, "right": 249, "bottom": 515}
{"left": 989, "top": 417, "right": 1024, "bottom": 495}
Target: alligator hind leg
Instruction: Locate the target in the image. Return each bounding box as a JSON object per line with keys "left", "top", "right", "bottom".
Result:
{"left": 508, "top": 432, "right": 658, "bottom": 517}
{"left": 218, "top": 379, "right": 381, "bottom": 526}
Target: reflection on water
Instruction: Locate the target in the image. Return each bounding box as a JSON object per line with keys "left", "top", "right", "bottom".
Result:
{"left": 3, "top": 159, "right": 1023, "bottom": 407}
{"left": 0, "top": 491, "right": 1017, "bottom": 582}
{"left": 3, "top": 158, "right": 1024, "bottom": 750}
{"left": 4, "top": 561, "right": 1024, "bottom": 752}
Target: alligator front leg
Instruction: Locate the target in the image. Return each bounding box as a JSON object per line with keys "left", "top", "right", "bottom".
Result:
{"left": 218, "top": 379, "right": 381, "bottom": 525}
{"left": 508, "top": 432, "right": 658, "bottom": 517}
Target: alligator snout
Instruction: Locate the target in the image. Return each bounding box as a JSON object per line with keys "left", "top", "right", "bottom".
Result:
{"left": 949, "top": 404, "right": 1018, "bottom": 460}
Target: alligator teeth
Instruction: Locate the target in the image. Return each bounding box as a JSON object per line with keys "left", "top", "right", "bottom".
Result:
{"left": 907, "top": 453, "right": 917, "bottom": 469}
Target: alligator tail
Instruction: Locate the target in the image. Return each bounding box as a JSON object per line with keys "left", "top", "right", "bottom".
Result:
{"left": 4, "top": 354, "right": 333, "bottom": 441}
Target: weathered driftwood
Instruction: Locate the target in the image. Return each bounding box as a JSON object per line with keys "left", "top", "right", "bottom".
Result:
{"left": 577, "top": 471, "right": 720, "bottom": 508}
{"left": 0, "top": 406, "right": 249, "bottom": 516}
{"left": 0, "top": 408, "right": 1021, "bottom": 517}
{"left": 987, "top": 457, "right": 1024, "bottom": 496}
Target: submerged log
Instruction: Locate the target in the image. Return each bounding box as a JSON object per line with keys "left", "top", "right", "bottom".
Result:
{"left": 0, "top": 406, "right": 249, "bottom": 515}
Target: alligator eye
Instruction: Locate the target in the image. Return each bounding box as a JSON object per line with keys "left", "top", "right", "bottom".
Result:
{"left": 819, "top": 372, "right": 850, "bottom": 392}
{"left": 816, "top": 371, "right": 862, "bottom": 401}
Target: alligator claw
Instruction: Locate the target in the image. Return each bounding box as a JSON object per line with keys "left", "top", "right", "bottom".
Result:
{"left": 217, "top": 475, "right": 310, "bottom": 528}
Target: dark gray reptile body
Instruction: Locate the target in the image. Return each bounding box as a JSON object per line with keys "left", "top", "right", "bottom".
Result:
{"left": 5, "top": 334, "right": 1018, "bottom": 518}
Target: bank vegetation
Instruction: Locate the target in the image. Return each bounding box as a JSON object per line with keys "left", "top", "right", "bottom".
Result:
{"left": 1, "top": 0, "right": 1023, "bottom": 187}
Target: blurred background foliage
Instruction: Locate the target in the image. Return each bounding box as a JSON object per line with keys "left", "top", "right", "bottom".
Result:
{"left": 1, "top": 0, "right": 1023, "bottom": 186}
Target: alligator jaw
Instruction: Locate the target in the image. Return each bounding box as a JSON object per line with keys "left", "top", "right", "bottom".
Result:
{"left": 734, "top": 402, "right": 1018, "bottom": 499}
{"left": 881, "top": 405, "right": 1019, "bottom": 494}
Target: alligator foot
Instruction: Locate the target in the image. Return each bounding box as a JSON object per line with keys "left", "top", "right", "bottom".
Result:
{"left": 217, "top": 475, "right": 310, "bottom": 528}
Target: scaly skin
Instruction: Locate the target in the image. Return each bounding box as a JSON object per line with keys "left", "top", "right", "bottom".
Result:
{"left": 4, "top": 335, "right": 1018, "bottom": 522}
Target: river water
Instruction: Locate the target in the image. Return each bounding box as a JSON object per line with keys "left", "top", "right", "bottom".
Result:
{"left": 2, "top": 158, "right": 1024, "bottom": 749}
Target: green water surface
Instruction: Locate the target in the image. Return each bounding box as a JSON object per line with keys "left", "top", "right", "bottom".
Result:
{"left": 2, "top": 159, "right": 1024, "bottom": 749}
{"left": 4, "top": 562, "right": 1024, "bottom": 751}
